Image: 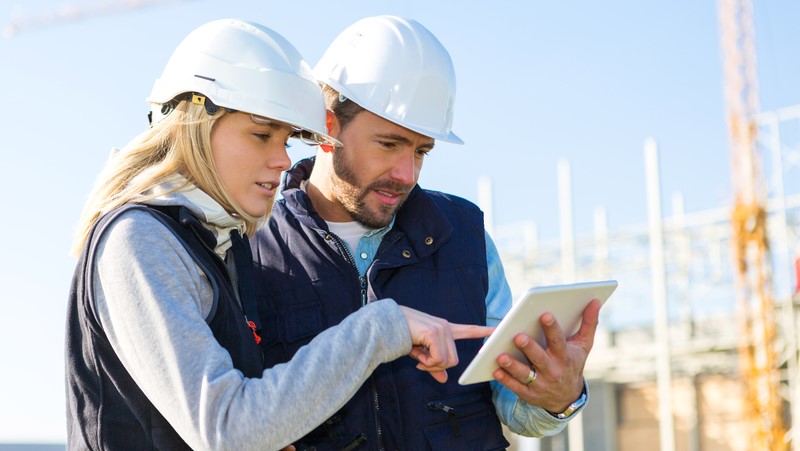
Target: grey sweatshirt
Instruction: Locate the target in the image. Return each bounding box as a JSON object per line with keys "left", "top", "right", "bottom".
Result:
{"left": 91, "top": 205, "right": 412, "bottom": 450}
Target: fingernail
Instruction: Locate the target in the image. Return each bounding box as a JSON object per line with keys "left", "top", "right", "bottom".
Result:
{"left": 518, "top": 335, "right": 529, "bottom": 347}
{"left": 500, "top": 356, "right": 511, "bottom": 367}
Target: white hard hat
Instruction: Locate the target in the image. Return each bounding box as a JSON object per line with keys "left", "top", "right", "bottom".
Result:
{"left": 313, "top": 16, "right": 462, "bottom": 144}
{"left": 147, "top": 19, "right": 338, "bottom": 147}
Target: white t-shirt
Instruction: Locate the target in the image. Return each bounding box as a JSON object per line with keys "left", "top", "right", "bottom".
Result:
{"left": 325, "top": 220, "right": 372, "bottom": 256}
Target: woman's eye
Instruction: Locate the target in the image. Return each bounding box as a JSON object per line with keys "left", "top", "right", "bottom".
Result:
{"left": 255, "top": 133, "right": 271, "bottom": 142}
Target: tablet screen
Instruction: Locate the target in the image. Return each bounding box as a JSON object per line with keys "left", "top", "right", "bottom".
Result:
{"left": 458, "top": 280, "right": 618, "bottom": 385}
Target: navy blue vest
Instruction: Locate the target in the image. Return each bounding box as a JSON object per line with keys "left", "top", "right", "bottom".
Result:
{"left": 251, "top": 159, "right": 510, "bottom": 450}
{"left": 65, "top": 204, "right": 263, "bottom": 450}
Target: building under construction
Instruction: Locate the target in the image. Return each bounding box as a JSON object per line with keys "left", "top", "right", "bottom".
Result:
{"left": 488, "top": 101, "right": 800, "bottom": 451}
{"left": 481, "top": 1, "right": 799, "bottom": 449}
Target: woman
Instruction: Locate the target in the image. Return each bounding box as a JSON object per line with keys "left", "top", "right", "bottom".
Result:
{"left": 65, "top": 19, "right": 491, "bottom": 450}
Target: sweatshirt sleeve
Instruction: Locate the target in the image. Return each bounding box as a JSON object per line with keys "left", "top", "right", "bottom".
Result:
{"left": 93, "top": 210, "right": 412, "bottom": 450}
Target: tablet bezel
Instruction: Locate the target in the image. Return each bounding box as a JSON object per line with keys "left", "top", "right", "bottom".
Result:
{"left": 458, "top": 280, "right": 618, "bottom": 386}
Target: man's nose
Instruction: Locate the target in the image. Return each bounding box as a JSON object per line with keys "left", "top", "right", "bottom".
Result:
{"left": 390, "top": 150, "right": 417, "bottom": 186}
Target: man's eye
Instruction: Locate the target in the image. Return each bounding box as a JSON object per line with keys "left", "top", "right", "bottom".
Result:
{"left": 417, "top": 149, "right": 430, "bottom": 157}
{"left": 255, "top": 133, "right": 271, "bottom": 142}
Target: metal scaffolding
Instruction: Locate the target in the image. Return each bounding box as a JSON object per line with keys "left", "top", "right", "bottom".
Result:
{"left": 487, "top": 104, "right": 800, "bottom": 451}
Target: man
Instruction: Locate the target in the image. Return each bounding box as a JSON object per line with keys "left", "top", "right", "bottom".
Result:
{"left": 251, "top": 15, "right": 600, "bottom": 450}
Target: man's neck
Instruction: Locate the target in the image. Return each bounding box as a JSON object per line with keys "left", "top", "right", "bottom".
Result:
{"left": 305, "top": 164, "right": 351, "bottom": 223}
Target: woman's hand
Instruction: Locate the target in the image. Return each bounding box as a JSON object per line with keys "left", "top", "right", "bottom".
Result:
{"left": 399, "top": 306, "right": 494, "bottom": 383}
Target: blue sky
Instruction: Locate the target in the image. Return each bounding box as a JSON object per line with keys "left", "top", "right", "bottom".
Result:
{"left": 1, "top": 0, "right": 798, "bottom": 443}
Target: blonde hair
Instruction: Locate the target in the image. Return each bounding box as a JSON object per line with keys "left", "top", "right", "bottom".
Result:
{"left": 71, "top": 101, "right": 262, "bottom": 256}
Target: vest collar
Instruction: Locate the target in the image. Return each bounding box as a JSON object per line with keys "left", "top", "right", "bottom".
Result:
{"left": 281, "top": 157, "right": 453, "bottom": 259}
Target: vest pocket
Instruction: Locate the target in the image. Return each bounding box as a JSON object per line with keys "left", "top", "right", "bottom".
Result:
{"left": 422, "top": 409, "right": 510, "bottom": 450}
{"left": 260, "top": 298, "right": 324, "bottom": 367}
{"left": 282, "top": 303, "right": 324, "bottom": 342}
{"left": 259, "top": 285, "right": 325, "bottom": 344}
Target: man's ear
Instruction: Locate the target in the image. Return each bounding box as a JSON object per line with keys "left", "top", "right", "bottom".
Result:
{"left": 321, "top": 109, "right": 339, "bottom": 153}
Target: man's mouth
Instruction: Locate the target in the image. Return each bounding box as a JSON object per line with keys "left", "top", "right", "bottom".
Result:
{"left": 374, "top": 187, "right": 406, "bottom": 206}
{"left": 376, "top": 189, "right": 400, "bottom": 198}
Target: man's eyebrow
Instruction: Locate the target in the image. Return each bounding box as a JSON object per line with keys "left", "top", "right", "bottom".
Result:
{"left": 375, "top": 133, "right": 435, "bottom": 149}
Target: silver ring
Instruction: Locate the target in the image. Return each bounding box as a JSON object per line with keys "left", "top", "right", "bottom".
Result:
{"left": 523, "top": 367, "right": 537, "bottom": 385}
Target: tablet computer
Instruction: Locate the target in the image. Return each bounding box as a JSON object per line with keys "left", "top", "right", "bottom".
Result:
{"left": 458, "top": 280, "right": 618, "bottom": 385}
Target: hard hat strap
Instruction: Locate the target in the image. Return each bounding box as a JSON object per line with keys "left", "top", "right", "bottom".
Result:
{"left": 161, "top": 93, "right": 225, "bottom": 118}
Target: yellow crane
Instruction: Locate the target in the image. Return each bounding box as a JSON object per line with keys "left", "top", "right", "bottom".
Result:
{"left": 718, "top": 0, "right": 788, "bottom": 449}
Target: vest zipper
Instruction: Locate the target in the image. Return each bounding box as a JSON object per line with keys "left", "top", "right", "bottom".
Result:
{"left": 329, "top": 234, "right": 368, "bottom": 306}
{"left": 330, "top": 233, "right": 383, "bottom": 449}
{"left": 341, "top": 433, "right": 367, "bottom": 451}
{"left": 372, "top": 380, "right": 384, "bottom": 450}
{"left": 426, "top": 393, "right": 483, "bottom": 438}
{"left": 426, "top": 401, "right": 461, "bottom": 437}
{"left": 359, "top": 276, "right": 368, "bottom": 306}
{"left": 331, "top": 230, "right": 406, "bottom": 450}
{"left": 367, "top": 232, "right": 402, "bottom": 451}
{"left": 360, "top": 236, "right": 400, "bottom": 451}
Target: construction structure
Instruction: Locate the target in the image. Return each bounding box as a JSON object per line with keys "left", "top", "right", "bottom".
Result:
{"left": 498, "top": 1, "right": 795, "bottom": 449}
{"left": 718, "top": 0, "right": 787, "bottom": 447}
{"left": 489, "top": 102, "right": 800, "bottom": 451}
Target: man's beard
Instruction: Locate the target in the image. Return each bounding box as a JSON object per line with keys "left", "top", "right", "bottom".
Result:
{"left": 330, "top": 150, "right": 411, "bottom": 229}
